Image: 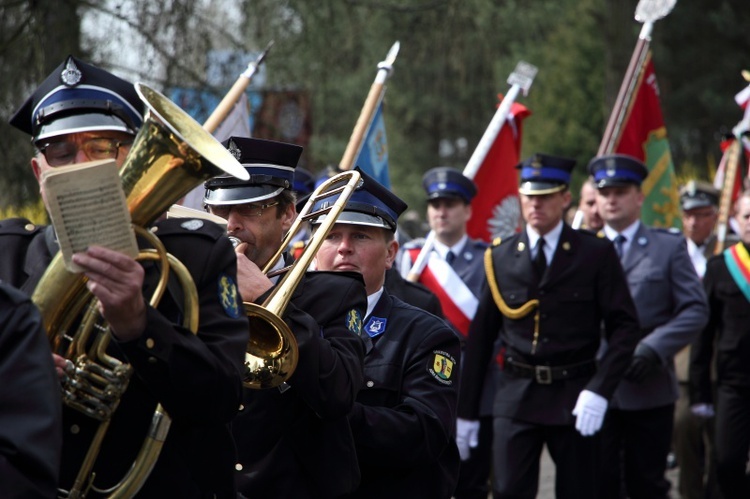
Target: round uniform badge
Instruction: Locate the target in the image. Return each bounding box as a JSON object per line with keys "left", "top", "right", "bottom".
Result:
{"left": 428, "top": 350, "right": 457, "bottom": 385}
{"left": 181, "top": 219, "right": 204, "bottom": 231}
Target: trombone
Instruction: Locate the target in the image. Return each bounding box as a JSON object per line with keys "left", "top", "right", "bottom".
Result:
{"left": 242, "top": 170, "right": 362, "bottom": 389}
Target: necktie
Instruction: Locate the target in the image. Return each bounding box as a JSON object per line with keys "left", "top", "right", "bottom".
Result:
{"left": 534, "top": 238, "right": 547, "bottom": 278}
{"left": 445, "top": 251, "right": 455, "bottom": 265}
{"left": 614, "top": 234, "right": 627, "bottom": 261}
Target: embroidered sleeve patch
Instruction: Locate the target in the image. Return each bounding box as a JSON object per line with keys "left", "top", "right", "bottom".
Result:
{"left": 428, "top": 350, "right": 457, "bottom": 385}
{"left": 346, "top": 309, "right": 363, "bottom": 335}
{"left": 218, "top": 273, "right": 242, "bottom": 319}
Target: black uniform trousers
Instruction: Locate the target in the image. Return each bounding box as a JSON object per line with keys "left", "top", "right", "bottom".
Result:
{"left": 492, "top": 416, "right": 599, "bottom": 499}
{"left": 714, "top": 384, "right": 750, "bottom": 499}
{"left": 599, "top": 404, "right": 674, "bottom": 499}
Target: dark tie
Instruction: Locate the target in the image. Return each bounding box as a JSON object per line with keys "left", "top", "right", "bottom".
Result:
{"left": 614, "top": 234, "right": 627, "bottom": 261}
{"left": 534, "top": 238, "right": 547, "bottom": 278}
{"left": 445, "top": 251, "right": 455, "bottom": 265}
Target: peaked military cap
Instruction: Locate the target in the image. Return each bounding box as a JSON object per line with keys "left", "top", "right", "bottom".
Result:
{"left": 680, "top": 180, "right": 720, "bottom": 211}
{"left": 311, "top": 167, "right": 407, "bottom": 232}
{"left": 517, "top": 153, "right": 576, "bottom": 195}
{"left": 203, "top": 136, "right": 303, "bottom": 205}
{"left": 588, "top": 154, "right": 649, "bottom": 189}
{"left": 9, "top": 55, "right": 144, "bottom": 142}
{"left": 422, "top": 166, "right": 477, "bottom": 203}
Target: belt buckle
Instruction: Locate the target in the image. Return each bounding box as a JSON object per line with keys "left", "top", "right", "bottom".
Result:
{"left": 535, "top": 365, "right": 552, "bottom": 384}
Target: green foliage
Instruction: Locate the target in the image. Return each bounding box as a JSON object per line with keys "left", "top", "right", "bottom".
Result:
{"left": 1, "top": 0, "right": 748, "bottom": 222}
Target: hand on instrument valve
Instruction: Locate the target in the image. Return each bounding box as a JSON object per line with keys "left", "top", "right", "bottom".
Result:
{"left": 572, "top": 389, "right": 608, "bottom": 436}
{"left": 456, "top": 418, "right": 480, "bottom": 461}
{"left": 624, "top": 343, "right": 661, "bottom": 383}
{"left": 690, "top": 403, "right": 715, "bottom": 419}
{"left": 72, "top": 245, "right": 146, "bottom": 342}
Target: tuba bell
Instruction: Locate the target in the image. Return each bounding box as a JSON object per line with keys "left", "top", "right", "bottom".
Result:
{"left": 32, "top": 83, "right": 247, "bottom": 498}
{"left": 242, "top": 170, "right": 362, "bottom": 389}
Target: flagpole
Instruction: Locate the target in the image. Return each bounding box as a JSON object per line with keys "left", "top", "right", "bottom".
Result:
{"left": 339, "top": 41, "right": 400, "bottom": 171}
{"left": 202, "top": 40, "right": 274, "bottom": 133}
{"left": 714, "top": 74, "right": 750, "bottom": 254}
{"left": 406, "top": 61, "right": 538, "bottom": 282}
{"left": 597, "top": 0, "right": 676, "bottom": 155}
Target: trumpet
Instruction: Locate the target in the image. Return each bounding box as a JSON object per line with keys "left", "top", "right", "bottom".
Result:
{"left": 242, "top": 170, "right": 362, "bottom": 389}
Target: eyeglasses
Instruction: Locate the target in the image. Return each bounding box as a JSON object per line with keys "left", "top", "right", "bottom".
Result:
{"left": 209, "top": 201, "right": 280, "bottom": 219}
{"left": 37, "top": 137, "right": 133, "bottom": 166}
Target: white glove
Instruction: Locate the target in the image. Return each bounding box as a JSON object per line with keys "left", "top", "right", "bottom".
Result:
{"left": 456, "top": 418, "right": 480, "bottom": 461}
{"left": 690, "top": 403, "right": 715, "bottom": 419}
{"left": 572, "top": 390, "right": 608, "bottom": 437}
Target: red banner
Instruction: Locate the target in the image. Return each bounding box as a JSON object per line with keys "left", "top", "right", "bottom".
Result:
{"left": 466, "top": 101, "right": 531, "bottom": 242}
{"left": 613, "top": 53, "right": 681, "bottom": 228}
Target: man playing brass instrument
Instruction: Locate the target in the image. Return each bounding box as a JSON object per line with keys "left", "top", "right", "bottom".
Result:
{"left": 3, "top": 55, "right": 248, "bottom": 497}
{"left": 203, "top": 136, "right": 367, "bottom": 498}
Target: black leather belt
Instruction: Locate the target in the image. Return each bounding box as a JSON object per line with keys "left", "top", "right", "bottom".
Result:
{"left": 505, "top": 357, "right": 597, "bottom": 385}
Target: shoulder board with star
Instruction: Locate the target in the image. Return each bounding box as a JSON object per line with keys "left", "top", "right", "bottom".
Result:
{"left": 402, "top": 237, "right": 427, "bottom": 250}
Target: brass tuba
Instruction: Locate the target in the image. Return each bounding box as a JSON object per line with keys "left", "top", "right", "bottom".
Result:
{"left": 32, "top": 83, "right": 248, "bottom": 498}
{"left": 242, "top": 170, "right": 362, "bottom": 389}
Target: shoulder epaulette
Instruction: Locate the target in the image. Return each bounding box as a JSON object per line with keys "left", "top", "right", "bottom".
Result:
{"left": 492, "top": 236, "right": 502, "bottom": 247}
{"left": 292, "top": 240, "right": 306, "bottom": 250}
{"left": 152, "top": 218, "right": 225, "bottom": 240}
{"left": 402, "top": 237, "right": 426, "bottom": 250}
{"left": 0, "top": 218, "right": 45, "bottom": 237}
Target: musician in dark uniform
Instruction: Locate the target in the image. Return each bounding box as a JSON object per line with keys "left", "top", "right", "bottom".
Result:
{"left": 4, "top": 55, "right": 248, "bottom": 498}
{"left": 590, "top": 154, "right": 708, "bottom": 499}
{"left": 400, "top": 166, "right": 493, "bottom": 499}
{"left": 313, "top": 168, "right": 462, "bottom": 498}
{"left": 690, "top": 189, "right": 750, "bottom": 499}
{"left": 0, "top": 281, "right": 62, "bottom": 498}
{"left": 458, "top": 154, "right": 640, "bottom": 499}
{"left": 203, "top": 137, "right": 367, "bottom": 498}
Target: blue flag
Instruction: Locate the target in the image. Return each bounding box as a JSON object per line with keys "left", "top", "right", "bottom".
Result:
{"left": 355, "top": 102, "right": 390, "bottom": 188}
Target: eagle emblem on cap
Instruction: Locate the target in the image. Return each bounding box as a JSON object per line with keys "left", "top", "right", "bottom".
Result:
{"left": 60, "top": 57, "right": 82, "bottom": 87}
{"left": 228, "top": 140, "right": 242, "bottom": 160}
{"left": 605, "top": 158, "right": 617, "bottom": 177}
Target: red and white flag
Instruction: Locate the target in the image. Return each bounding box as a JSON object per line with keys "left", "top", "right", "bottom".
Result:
{"left": 466, "top": 101, "right": 531, "bottom": 242}
{"left": 407, "top": 249, "right": 477, "bottom": 336}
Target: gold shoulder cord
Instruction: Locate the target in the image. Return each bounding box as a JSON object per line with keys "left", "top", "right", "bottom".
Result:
{"left": 483, "top": 246, "right": 542, "bottom": 354}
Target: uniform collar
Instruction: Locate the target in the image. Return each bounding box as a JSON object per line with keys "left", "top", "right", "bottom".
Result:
{"left": 526, "top": 220, "right": 563, "bottom": 253}
{"left": 433, "top": 234, "right": 468, "bottom": 260}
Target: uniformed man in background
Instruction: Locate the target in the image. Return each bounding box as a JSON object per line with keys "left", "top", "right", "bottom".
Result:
{"left": 590, "top": 153, "right": 709, "bottom": 499}
{"left": 400, "top": 166, "right": 492, "bottom": 499}
{"left": 673, "top": 180, "right": 723, "bottom": 499}
{"left": 690, "top": 189, "right": 750, "bottom": 499}
{"left": 458, "top": 153, "right": 640, "bottom": 498}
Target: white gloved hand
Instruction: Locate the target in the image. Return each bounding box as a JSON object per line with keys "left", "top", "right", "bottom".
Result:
{"left": 456, "top": 418, "right": 480, "bottom": 461}
{"left": 690, "top": 403, "right": 715, "bottom": 419}
{"left": 572, "top": 390, "right": 608, "bottom": 437}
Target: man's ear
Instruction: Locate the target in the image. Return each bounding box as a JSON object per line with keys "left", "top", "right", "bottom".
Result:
{"left": 384, "top": 237, "right": 399, "bottom": 270}
{"left": 281, "top": 203, "right": 296, "bottom": 233}
{"left": 31, "top": 156, "right": 43, "bottom": 183}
